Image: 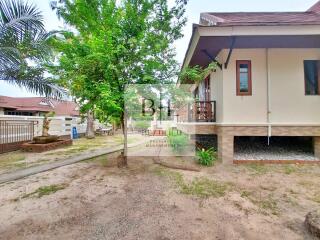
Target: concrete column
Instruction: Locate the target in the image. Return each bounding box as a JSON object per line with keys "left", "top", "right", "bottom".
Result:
{"left": 314, "top": 137, "right": 320, "bottom": 159}
{"left": 218, "top": 134, "right": 234, "bottom": 164}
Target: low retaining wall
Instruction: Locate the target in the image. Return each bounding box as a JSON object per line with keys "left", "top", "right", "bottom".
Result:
{"left": 21, "top": 139, "right": 73, "bottom": 153}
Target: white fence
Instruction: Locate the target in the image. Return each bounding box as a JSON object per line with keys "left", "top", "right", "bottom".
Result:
{"left": 0, "top": 115, "right": 103, "bottom": 138}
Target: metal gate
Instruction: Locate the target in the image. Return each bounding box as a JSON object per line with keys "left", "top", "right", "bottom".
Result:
{"left": 0, "top": 120, "right": 36, "bottom": 154}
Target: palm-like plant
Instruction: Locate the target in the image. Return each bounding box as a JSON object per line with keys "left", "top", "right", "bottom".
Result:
{"left": 0, "top": 0, "right": 65, "bottom": 98}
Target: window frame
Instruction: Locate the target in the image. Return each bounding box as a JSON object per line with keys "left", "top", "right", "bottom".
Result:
{"left": 236, "top": 60, "right": 252, "bottom": 96}
{"left": 304, "top": 60, "right": 320, "bottom": 96}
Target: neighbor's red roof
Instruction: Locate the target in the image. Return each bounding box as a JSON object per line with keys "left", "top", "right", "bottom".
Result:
{"left": 0, "top": 96, "right": 80, "bottom": 116}
{"left": 200, "top": 1, "right": 320, "bottom": 27}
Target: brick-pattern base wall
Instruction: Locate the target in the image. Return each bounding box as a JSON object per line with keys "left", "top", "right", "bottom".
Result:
{"left": 177, "top": 123, "right": 217, "bottom": 135}
{"left": 314, "top": 137, "right": 320, "bottom": 159}
{"left": 272, "top": 126, "right": 320, "bottom": 136}
{"left": 218, "top": 134, "right": 234, "bottom": 164}
{"left": 178, "top": 124, "right": 320, "bottom": 137}
{"left": 217, "top": 126, "right": 320, "bottom": 137}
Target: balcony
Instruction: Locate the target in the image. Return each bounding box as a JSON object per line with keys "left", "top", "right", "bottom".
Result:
{"left": 189, "top": 101, "right": 216, "bottom": 122}
{"left": 177, "top": 101, "right": 216, "bottom": 123}
{"left": 176, "top": 101, "right": 217, "bottom": 135}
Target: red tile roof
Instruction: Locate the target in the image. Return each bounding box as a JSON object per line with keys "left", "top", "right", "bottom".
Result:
{"left": 309, "top": 1, "right": 320, "bottom": 13}
{"left": 200, "top": 1, "right": 320, "bottom": 27}
{"left": 0, "top": 96, "right": 80, "bottom": 116}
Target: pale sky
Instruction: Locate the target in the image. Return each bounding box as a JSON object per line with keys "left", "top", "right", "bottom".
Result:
{"left": 0, "top": 0, "right": 316, "bottom": 97}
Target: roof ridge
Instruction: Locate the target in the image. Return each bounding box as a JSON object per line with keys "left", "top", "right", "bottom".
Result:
{"left": 308, "top": 0, "right": 320, "bottom": 13}
{"left": 203, "top": 11, "right": 316, "bottom": 14}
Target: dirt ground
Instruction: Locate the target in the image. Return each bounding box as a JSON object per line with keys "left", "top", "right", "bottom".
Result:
{"left": 0, "top": 156, "right": 319, "bottom": 240}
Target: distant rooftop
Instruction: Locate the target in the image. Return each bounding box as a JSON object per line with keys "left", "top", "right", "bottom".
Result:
{"left": 0, "top": 96, "right": 80, "bottom": 116}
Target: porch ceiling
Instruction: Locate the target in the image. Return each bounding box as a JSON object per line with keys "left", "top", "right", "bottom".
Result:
{"left": 190, "top": 35, "right": 320, "bottom": 67}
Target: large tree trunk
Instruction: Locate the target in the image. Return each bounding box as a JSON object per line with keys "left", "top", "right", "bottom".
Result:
{"left": 118, "top": 112, "right": 128, "bottom": 167}
{"left": 86, "top": 110, "right": 95, "bottom": 139}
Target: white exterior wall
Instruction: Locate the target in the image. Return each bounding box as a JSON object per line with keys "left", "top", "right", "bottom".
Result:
{"left": 221, "top": 49, "right": 268, "bottom": 124}
{"left": 209, "top": 48, "right": 320, "bottom": 125}
{"left": 0, "top": 108, "right": 4, "bottom": 115}
{"left": 210, "top": 52, "right": 224, "bottom": 123}
{"left": 269, "top": 49, "right": 320, "bottom": 124}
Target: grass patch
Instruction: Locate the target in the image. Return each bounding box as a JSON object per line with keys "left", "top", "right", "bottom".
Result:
{"left": 258, "top": 197, "right": 279, "bottom": 215}
{"left": 239, "top": 188, "right": 279, "bottom": 215}
{"left": 44, "top": 135, "right": 142, "bottom": 157}
{"left": 241, "top": 190, "right": 252, "bottom": 198}
{"left": 245, "top": 164, "right": 270, "bottom": 175}
{"left": 282, "top": 165, "right": 297, "bottom": 175}
{"left": 81, "top": 154, "right": 119, "bottom": 167}
{"left": 181, "top": 177, "right": 229, "bottom": 198}
{"left": 298, "top": 180, "right": 316, "bottom": 189}
{"left": 0, "top": 152, "right": 26, "bottom": 170}
{"left": 22, "top": 184, "right": 67, "bottom": 199}
{"left": 283, "top": 195, "right": 299, "bottom": 207}
{"left": 153, "top": 167, "right": 230, "bottom": 198}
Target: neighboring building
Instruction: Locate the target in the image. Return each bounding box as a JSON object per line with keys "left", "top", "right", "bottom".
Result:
{"left": 0, "top": 96, "right": 80, "bottom": 117}
{"left": 177, "top": 1, "right": 320, "bottom": 163}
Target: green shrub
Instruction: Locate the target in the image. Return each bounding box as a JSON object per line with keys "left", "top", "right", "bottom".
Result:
{"left": 196, "top": 148, "right": 217, "bottom": 166}
{"left": 22, "top": 184, "right": 67, "bottom": 198}
{"left": 167, "top": 129, "right": 188, "bottom": 153}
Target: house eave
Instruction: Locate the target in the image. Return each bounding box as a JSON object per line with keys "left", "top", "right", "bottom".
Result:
{"left": 182, "top": 24, "right": 320, "bottom": 69}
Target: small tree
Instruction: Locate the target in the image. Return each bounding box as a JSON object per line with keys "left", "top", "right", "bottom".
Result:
{"left": 49, "top": 0, "right": 188, "bottom": 166}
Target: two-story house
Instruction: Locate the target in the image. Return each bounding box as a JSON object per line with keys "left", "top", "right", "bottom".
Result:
{"left": 177, "top": 1, "right": 320, "bottom": 164}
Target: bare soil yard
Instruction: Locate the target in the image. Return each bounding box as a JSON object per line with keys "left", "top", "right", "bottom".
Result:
{"left": 0, "top": 156, "right": 319, "bottom": 240}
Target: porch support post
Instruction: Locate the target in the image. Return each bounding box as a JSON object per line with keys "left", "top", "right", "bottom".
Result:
{"left": 314, "top": 137, "right": 320, "bottom": 159}
{"left": 218, "top": 132, "right": 234, "bottom": 164}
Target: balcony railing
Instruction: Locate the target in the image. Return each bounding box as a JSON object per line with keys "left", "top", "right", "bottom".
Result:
{"left": 188, "top": 101, "right": 216, "bottom": 122}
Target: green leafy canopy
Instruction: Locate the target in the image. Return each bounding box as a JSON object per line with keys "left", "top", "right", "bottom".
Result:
{"left": 49, "top": 0, "right": 188, "bottom": 123}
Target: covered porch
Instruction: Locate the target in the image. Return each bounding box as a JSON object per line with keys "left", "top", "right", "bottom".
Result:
{"left": 184, "top": 25, "right": 320, "bottom": 69}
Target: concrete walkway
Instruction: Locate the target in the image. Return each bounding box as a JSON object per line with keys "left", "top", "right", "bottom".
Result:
{"left": 0, "top": 139, "right": 150, "bottom": 185}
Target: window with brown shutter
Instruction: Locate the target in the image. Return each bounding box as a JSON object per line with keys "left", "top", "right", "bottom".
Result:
{"left": 236, "top": 60, "right": 252, "bottom": 96}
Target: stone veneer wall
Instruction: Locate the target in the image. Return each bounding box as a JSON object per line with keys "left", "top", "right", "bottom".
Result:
{"left": 314, "top": 137, "right": 320, "bottom": 160}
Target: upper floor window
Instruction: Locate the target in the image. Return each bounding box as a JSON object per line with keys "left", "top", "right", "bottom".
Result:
{"left": 304, "top": 60, "right": 320, "bottom": 95}
{"left": 236, "top": 60, "right": 252, "bottom": 96}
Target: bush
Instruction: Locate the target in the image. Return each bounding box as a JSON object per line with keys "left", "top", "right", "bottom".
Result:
{"left": 167, "top": 129, "right": 188, "bottom": 153}
{"left": 196, "top": 148, "right": 217, "bottom": 166}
